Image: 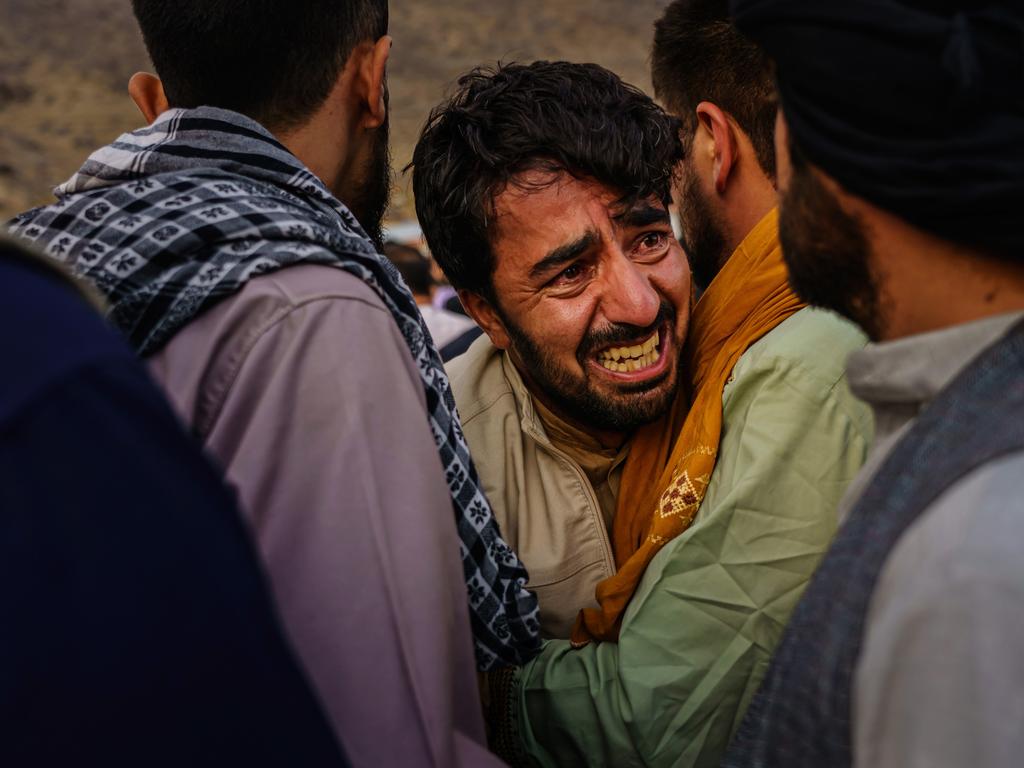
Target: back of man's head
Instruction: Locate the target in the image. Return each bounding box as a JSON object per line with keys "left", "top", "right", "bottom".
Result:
{"left": 131, "top": 0, "right": 389, "bottom": 132}
{"left": 383, "top": 242, "right": 434, "bottom": 298}
{"left": 652, "top": 0, "right": 776, "bottom": 177}
{"left": 411, "top": 60, "right": 681, "bottom": 302}
{"left": 732, "top": 0, "right": 1024, "bottom": 262}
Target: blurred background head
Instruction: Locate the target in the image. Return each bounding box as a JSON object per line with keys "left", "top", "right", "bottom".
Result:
{"left": 383, "top": 241, "right": 434, "bottom": 302}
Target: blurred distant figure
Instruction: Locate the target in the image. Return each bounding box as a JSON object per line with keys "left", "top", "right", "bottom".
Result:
{"left": 442, "top": 291, "right": 472, "bottom": 316}
{"left": 434, "top": 280, "right": 473, "bottom": 317}
{"left": 726, "top": 2, "right": 1024, "bottom": 767}
{"left": 430, "top": 259, "right": 470, "bottom": 315}
{"left": 7, "top": 0, "right": 539, "bottom": 764}
{"left": 384, "top": 240, "right": 481, "bottom": 359}
{"left": 0, "top": 237, "right": 346, "bottom": 767}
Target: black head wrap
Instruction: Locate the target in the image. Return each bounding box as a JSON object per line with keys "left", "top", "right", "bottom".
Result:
{"left": 731, "top": 0, "right": 1024, "bottom": 255}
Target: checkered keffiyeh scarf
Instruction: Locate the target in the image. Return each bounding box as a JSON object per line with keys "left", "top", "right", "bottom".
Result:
{"left": 9, "top": 107, "right": 541, "bottom": 669}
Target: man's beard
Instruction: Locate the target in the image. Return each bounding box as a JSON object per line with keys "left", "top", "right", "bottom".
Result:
{"left": 676, "top": 162, "right": 729, "bottom": 291}
{"left": 779, "top": 138, "right": 884, "bottom": 340}
{"left": 504, "top": 301, "right": 681, "bottom": 433}
{"left": 348, "top": 112, "right": 392, "bottom": 252}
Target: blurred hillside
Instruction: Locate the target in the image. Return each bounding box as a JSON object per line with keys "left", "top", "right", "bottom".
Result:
{"left": 0, "top": 0, "right": 670, "bottom": 222}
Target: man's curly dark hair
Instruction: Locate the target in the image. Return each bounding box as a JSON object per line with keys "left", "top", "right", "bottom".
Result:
{"left": 410, "top": 61, "right": 683, "bottom": 302}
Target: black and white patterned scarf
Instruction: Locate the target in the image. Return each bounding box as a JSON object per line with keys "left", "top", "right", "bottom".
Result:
{"left": 10, "top": 107, "right": 541, "bottom": 669}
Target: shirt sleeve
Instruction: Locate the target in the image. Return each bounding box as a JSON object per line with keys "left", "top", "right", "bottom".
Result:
{"left": 515, "top": 356, "right": 872, "bottom": 768}
{"left": 854, "top": 453, "right": 1024, "bottom": 768}
{"left": 202, "top": 293, "right": 494, "bottom": 767}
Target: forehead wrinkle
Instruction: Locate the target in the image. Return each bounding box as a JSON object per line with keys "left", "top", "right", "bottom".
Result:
{"left": 489, "top": 193, "right": 533, "bottom": 261}
{"left": 491, "top": 179, "right": 552, "bottom": 235}
{"left": 491, "top": 180, "right": 599, "bottom": 265}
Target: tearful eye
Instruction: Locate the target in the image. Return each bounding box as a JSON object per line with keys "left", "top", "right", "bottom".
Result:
{"left": 545, "top": 259, "right": 595, "bottom": 292}
{"left": 640, "top": 232, "right": 668, "bottom": 250}
{"left": 560, "top": 264, "right": 584, "bottom": 280}
{"left": 632, "top": 230, "right": 671, "bottom": 261}
{"left": 550, "top": 262, "right": 590, "bottom": 287}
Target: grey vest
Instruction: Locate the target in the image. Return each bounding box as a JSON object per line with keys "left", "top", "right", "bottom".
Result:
{"left": 723, "top": 318, "right": 1024, "bottom": 767}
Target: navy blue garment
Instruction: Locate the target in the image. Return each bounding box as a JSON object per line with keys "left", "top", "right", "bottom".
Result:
{"left": 441, "top": 325, "right": 484, "bottom": 361}
{"left": 0, "top": 241, "right": 347, "bottom": 766}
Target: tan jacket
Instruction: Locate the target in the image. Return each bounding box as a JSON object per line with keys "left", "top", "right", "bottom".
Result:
{"left": 447, "top": 336, "right": 621, "bottom": 638}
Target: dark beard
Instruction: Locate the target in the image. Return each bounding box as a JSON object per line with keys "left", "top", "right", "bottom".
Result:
{"left": 780, "top": 137, "right": 884, "bottom": 340}
{"left": 348, "top": 110, "right": 392, "bottom": 252}
{"left": 676, "top": 162, "right": 729, "bottom": 291}
{"left": 503, "top": 302, "right": 680, "bottom": 433}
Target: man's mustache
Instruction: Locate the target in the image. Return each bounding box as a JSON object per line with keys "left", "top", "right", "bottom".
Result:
{"left": 577, "top": 301, "right": 675, "bottom": 361}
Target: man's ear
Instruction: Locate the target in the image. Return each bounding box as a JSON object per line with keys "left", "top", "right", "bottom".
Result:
{"left": 458, "top": 290, "right": 511, "bottom": 351}
{"left": 695, "top": 101, "right": 738, "bottom": 197}
{"left": 356, "top": 35, "right": 391, "bottom": 130}
{"left": 128, "top": 72, "right": 170, "bottom": 124}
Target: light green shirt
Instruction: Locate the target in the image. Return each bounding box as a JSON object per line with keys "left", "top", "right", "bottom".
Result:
{"left": 513, "top": 307, "right": 873, "bottom": 768}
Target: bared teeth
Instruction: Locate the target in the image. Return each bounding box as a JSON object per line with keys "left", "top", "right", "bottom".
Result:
{"left": 599, "top": 336, "right": 664, "bottom": 372}
{"left": 598, "top": 329, "right": 662, "bottom": 365}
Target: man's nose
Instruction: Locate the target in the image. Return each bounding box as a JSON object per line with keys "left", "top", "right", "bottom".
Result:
{"left": 600, "top": 255, "right": 661, "bottom": 329}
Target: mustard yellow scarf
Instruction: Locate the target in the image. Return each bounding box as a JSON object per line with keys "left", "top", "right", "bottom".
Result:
{"left": 572, "top": 209, "right": 805, "bottom": 645}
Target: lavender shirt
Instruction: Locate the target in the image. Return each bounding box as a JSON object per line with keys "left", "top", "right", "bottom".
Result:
{"left": 149, "top": 264, "right": 502, "bottom": 767}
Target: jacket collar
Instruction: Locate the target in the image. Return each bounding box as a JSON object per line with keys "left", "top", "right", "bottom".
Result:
{"left": 498, "top": 349, "right": 552, "bottom": 446}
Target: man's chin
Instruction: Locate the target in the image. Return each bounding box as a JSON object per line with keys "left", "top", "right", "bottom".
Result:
{"left": 585, "top": 374, "right": 679, "bottom": 432}
{"left": 607, "top": 365, "right": 673, "bottom": 395}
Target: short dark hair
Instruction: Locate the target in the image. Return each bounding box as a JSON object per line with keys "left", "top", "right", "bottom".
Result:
{"left": 410, "top": 61, "right": 682, "bottom": 300}
{"left": 131, "top": 0, "right": 389, "bottom": 131}
{"left": 383, "top": 241, "right": 434, "bottom": 297}
{"left": 651, "top": 0, "right": 776, "bottom": 177}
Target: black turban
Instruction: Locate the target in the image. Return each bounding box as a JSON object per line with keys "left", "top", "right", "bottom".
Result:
{"left": 731, "top": 0, "right": 1024, "bottom": 256}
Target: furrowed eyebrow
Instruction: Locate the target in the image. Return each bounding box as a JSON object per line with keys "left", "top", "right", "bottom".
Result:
{"left": 615, "top": 203, "right": 670, "bottom": 229}
{"left": 529, "top": 231, "right": 599, "bottom": 279}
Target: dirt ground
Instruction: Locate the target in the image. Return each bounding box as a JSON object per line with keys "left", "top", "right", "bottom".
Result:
{"left": 0, "top": 0, "right": 669, "bottom": 222}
